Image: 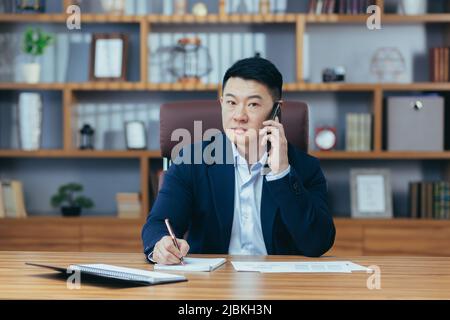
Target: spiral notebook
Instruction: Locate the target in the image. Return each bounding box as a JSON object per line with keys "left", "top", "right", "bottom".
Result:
{"left": 26, "top": 262, "right": 187, "bottom": 286}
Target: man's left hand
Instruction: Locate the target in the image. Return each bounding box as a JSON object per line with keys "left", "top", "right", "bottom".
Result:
{"left": 260, "top": 116, "right": 289, "bottom": 175}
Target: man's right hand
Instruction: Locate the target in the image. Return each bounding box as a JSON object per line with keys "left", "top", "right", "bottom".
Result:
{"left": 153, "top": 235, "right": 190, "bottom": 265}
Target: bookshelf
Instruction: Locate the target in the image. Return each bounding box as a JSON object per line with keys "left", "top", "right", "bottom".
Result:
{"left": 0, "top": 0, "right": 450, "bottom": 254}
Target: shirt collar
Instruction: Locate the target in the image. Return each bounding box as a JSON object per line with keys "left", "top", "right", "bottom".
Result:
{"left": 231, "top": 142, "right": 268, "bottom": 170}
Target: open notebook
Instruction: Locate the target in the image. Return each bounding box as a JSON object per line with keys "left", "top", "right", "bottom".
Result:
{"left": 154, "top": 257, "right": 226, "bottom": 272}
{"left": 26, "top": 262, "right": 187, "bottom": 286}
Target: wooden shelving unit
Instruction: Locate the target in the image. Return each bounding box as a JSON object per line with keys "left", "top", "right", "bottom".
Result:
{"left": 1, "top": 0, "right": 450, "bottom": 254}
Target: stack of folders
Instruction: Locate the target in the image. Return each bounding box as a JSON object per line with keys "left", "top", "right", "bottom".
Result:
{"left": 0, "top": 180, "right": 28, "bottom": 218}
{"left": 116, "top": 193, "right": 141, "bottom": 219}
{"left": 345, "top": 113, "right": 372, "bottom": 151}
{"left": 409, "top": 181, "right": 450, "bottom": 219}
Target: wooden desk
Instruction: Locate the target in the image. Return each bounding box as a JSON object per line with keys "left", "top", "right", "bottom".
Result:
{"left": 1, "top": 251, "right": 450, "bottom": 299}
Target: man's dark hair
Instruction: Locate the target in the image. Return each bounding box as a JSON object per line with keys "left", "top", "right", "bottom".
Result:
{"left": 222, "top": 57, "right": 283, "bottom": 102}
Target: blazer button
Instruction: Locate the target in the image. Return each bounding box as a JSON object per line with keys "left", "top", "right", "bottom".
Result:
{"left": 292, "top": 181, "right": 300, "bottom": 194}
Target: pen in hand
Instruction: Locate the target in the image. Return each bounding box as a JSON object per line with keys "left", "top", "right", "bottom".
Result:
{"left": 164, "top": 218, "right": 185, "bottom": 265}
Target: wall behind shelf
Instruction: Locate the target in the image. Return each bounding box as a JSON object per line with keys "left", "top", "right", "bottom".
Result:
{"left": 0, "top": 23, "right": 141, "bottom": 82}
{"left": 0, "top": 90, "right": 63, "bottom": 149}
{"left": 149, "top": 23, "right": 296, "bottom": 84}
{"left": 0, "top": 158, "right": 141, "bottom": 216}
{"left": 284, "top": 91, "right": 373, "bottom": 151}
{"left": 322, "top": 159, "right": 446, "bottom": 217}
{"left": 73, "top": 91, "right": 219, "bottom": 150}
{"left": 305, "top": 23, "right": 445, "bottom": 83}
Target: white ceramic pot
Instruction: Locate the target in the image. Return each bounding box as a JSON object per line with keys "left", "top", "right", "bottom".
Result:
{"left": 401, "top": 0, "right": 427, "bottom": 15}
{"left": 22, "top": 62, "right": 41, "bottom": 83}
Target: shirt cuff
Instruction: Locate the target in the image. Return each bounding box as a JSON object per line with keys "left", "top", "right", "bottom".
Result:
{"left": 265, "top": 165, "right": 290, "bottom": 182}
{"left": 147, "top": 251, "right": 156, "bottom": 264}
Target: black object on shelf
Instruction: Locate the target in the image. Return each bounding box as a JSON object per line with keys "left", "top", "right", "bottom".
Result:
{"left": 322, "top": 67, "right": 346, "bottom": 82}
{"left": 79, "top": 124, "right": 95, "bottom": 150}
{"left": 61, "top": 206, "right": 81, "bottom": 217}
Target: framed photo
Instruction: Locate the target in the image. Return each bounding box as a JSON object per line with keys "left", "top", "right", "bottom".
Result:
{"left": 124, "top": 121, "right": 147, "bottom": 150}
{"left": 89, "top": 33, "right": 128, "bottom": 81}
{"left": 16, "top": 0, "right": 45, "bottom": 13}
{"left": 350, "top": 169, "right": 393, "bottom": 218}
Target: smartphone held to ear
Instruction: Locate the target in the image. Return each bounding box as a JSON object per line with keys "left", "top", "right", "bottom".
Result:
{"left": 267, "top": 102, "right": 281, "bottom": 121}
{"left": 265, "top": 102, "right": 282, "bottom": 152}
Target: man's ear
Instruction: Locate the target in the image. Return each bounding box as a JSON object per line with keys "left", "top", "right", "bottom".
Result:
{"left": 219, "top": 96, "right": 223, "bottom": 105}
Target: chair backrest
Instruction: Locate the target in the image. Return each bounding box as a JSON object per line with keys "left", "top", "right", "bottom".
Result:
{"left": 160, "top": 100, "right": 309, "bottom": 159}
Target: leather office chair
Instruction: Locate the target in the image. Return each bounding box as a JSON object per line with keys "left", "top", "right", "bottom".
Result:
{"left": 156, "top": 100, "right": 309, "bottom": 239}
{"left": 159, "top": 100, "right": 309, "bottom": 168}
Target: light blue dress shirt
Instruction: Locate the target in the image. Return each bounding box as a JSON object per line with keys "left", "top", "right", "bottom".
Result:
{"left": 228, "top": 142, "right": 291, "bottom": 255}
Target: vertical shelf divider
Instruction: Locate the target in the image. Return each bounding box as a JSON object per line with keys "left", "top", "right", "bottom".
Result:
{"left": 375, "top": 0, "right": 384, "bottom": 13}
{"left": 62, "top": 0, "right": 74, "bottom": 12}
{"left": 140, "top": 156, "right": 150, "bottom": 219}
{"left": 373, "top": 87, "right": 383, "bottom": 152}
{"left": 63, "top": 89, "right": 74, "bottom": 151}
{"left": 219, "top": 0, "right": 226, "bottom": 17}
{"left": 140, "top": 19, "right": 149, "bottom": 84}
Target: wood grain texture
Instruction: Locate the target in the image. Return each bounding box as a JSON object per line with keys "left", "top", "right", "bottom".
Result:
{"left": 1, "top": 218, "right": 450, "bottom": 255}
{"left": 1, "top": 251, "right": 450, "bottom": 299}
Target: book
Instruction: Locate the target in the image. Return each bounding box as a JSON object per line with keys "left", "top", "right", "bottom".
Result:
{"left": 154, "top": 257, "right": 227, "bottom": 272}
{"left": 429, "top": 47, "right": 450, "bottom": 83}
{"left": 26, "top": 263, "right": 187, "bottom": 286}
{"left": 1, "top": 181, "right": 16, "bottom": 217}
{"left": 364, "top": 113, "right": 370, "bottom": 151}
{"left": 0, "top": 182, "right": 5, "bottom": 218}
{"left": 116, "top": 192, "right": 141, "bottom": 218}
{"left": 316, "top": 0, "right": 324, "bottom": 14}
{"left": 345, "top": 113, "right": 352, "bottom": 151}
{"left": 409, "top": 182, "right": 419, "bottom": 219}
{"left": 11, "top": 180, "right": 27, "bottom": 218}
{"left": 0, "top": 180, "right": 26, "bottom": 218}
{"left": 408, "top": 181, "right": 450, "bottom": 220}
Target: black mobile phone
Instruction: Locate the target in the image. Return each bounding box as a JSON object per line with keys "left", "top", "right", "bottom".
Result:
{"left": 265, "top": 102, "right": 281, "bottom": 152}
{"left": 267, "top": 102, "right": 281, "bottom": 121}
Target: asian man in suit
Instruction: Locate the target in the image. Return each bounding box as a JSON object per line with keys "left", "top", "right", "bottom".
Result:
{"left": 142, "top": 57, "right": 335, "bottom": 264}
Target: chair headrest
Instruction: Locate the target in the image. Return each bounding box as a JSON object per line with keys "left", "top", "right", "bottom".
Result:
{"left": 160, "top": 100, "right": 309, "bottom": 158}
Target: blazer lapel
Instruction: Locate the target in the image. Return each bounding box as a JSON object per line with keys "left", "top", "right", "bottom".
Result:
{"left": 207, "top": 134, "right": 235, "bottom": 252}
{"left": 261, "top": 179, "right": 278, "bottom": 254}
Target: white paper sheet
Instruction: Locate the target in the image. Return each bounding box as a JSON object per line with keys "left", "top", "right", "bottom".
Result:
{"left": 231, "top": 261, "right": 372, "bottom": 273}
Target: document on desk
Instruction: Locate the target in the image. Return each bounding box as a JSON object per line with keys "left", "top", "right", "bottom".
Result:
{"left": 154, "top": 257, "right": 227, "bottom": 272}
{"left": 231, "top": 261, "right": 372, "bottom": 273}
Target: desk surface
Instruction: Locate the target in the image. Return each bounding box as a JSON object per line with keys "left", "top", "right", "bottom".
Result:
{"left": 1, "top": 251, "right": 450, "bottom": 300}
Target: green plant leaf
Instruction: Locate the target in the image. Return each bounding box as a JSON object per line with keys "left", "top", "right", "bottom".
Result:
{"left": 21, "top": 27, "right": 54, "bottom": 57}
{"left": 74, "top": 196, "right": 94, "bottom": 209}
{"left": 50, "top": 194, "right": 66, "bottom": 208}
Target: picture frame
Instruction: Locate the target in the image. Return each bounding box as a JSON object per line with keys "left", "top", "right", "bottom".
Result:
{"left": 16, "top": 0, "right": 45, "bottom": 13}
{"left": 89, "top": 33, "right": 128, "bottom": 81}
{"left": 124, "top": 121, "right": 147, "bottom": 150}
{"left": 350, "top": 169, "right": 393, "bottom": 218}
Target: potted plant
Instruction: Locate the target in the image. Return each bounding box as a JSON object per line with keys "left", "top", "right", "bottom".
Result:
{"left": 50, "top": 183, "right": 94, "bottom": 217}
{"left": 21, "top": 27, "right": 54, "bottom": 83}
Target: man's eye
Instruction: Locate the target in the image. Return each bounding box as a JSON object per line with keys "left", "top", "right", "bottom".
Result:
{"left": 227, "top": 101, "right": 236, "bottom": 105}
{"left": 248, "top": 103, "right": 259, "bottom": 108}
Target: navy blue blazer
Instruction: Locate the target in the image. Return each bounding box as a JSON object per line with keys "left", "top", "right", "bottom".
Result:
{"left": 142, "top": 134, "right": 335, "bottom": 259}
